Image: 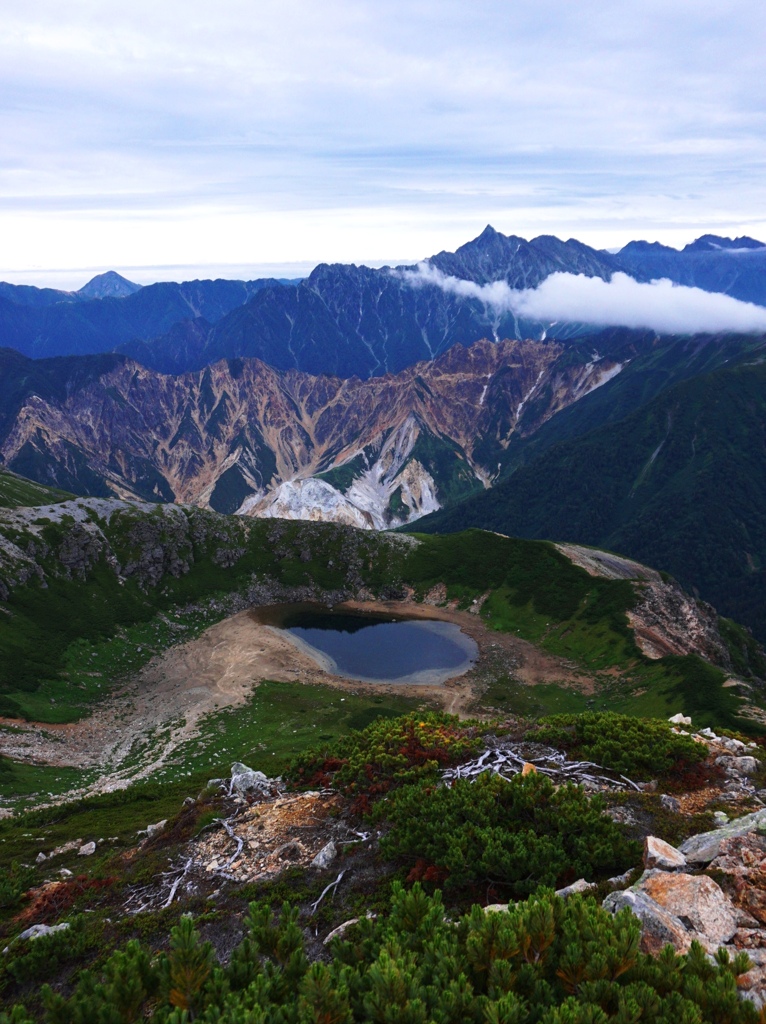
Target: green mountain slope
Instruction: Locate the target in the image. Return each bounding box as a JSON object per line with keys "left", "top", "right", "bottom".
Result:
{"left": 0, "top": 467, "right": 72, "bottom": 508}
{"left": 412, "top": 356, "right": 766, "bottom": 642}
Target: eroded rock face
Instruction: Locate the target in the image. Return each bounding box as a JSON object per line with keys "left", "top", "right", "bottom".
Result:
{"left": 556, "top": 543, "right": 733, "bottom": 668}
{"left": 0, "top": 338, "right": 626, "bottom": 526}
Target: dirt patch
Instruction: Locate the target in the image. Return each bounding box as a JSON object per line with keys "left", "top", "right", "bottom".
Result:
{"left": 193, "top": 791, "right": 347, "bottom": 883}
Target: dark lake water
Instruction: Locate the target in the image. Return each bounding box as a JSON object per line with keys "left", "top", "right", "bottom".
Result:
{"left": 255, "top": 604, "right": 477, "bottom": 685}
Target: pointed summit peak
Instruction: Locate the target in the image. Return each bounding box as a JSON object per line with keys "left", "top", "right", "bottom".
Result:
{"left": 78, "top": 271, "right": 141, "bottom": 300}
{"left": 477, "top": 224, "right": 499, "bottom": 240}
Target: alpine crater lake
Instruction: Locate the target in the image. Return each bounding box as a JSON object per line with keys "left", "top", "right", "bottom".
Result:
{"left": 254, "top": 604, "right": 478, "bottom": 685}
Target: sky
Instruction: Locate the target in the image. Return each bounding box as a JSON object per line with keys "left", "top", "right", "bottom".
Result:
{"left": 1, "top": 0, "right": 765, "bottom": 288}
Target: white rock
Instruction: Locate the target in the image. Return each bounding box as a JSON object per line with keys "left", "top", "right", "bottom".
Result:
{"left": 77, "top": 841, "right": 96, "bottom": 856}
{"left": 555, "top": 878, "right": 597, "bottom": 898}
{"left": 605, "top": 868, "right": 635, "bottom": 890}
{"left": 668, "top": 713, "right": 692, "bottom": 726}
{"left": 643, "top": 836, "right": 686, "bottom": 870}
{"left": 19, "top": 923, "right": 70, "bottom": 941}
{"left": 311, "top": 841, "right": 338, "bottom": 869}
{"left": 35, "top": 852, "right": 47, "bottom": 864}
{"left": 230, "top": 764, "right": 273, "bottom": 799}
{"left": 138, "top": 819, "right": 167, "bottom": 838}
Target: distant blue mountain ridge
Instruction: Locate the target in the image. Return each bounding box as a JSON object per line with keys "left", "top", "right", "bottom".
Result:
{"left": 1, "top": 226, "right": 765, "bottom": 378}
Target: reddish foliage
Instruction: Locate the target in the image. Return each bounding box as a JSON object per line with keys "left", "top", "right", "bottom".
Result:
{"left": 301, "top": 757, "right": 349, "bottom": 789}
{"left": 396, "top": 724, "right": 457, "bottom": 769}
{"left": 17, "top": 876, "right": 115, "bottom": 925}
{"left": 665, "top": 757, "right": 725, "bottom": 793}
{"left": 406, "top": 858, "right": 449, "bottom": 885}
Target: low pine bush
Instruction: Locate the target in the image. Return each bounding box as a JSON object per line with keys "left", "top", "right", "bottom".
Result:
{"left": 530, "top": 712, "right": 707, "bottom": 781}
{"left": 378, "top": 771, "right": 639, "bottom": 895}
{"left": 4, "top": 885, "right": 759, "bottom": 1022}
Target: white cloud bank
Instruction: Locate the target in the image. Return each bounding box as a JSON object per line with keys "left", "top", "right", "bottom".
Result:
{"left": 400, "top": 264, "right": 766, "bottom": 335}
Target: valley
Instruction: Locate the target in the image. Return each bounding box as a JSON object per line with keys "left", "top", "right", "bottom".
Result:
{"left": 0, "top": 496, "right": 763, "bottom": 810}
{"left": 0, "top": 597, "right": 577, "bottom": 806}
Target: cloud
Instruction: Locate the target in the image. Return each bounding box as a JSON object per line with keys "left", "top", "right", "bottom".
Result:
{"left": 2, "top": 0, "right": 766, "bottom": 281}
{"left": 399, "top": 264, "right": 766, "bottom": 335}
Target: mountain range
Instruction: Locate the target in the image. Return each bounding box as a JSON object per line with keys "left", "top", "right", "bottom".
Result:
{"left": 2, "top": 225, "right": 766, "bottom": 640}
{"left": 2, "top": 227, "right": 766, "bottom": 378}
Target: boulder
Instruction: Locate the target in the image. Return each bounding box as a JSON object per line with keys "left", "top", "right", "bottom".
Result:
{"left": 230, "top": 763, "right": 273, "bottom": 799}
{"left": 717, "top": 755, "right": 759, "bottom": 776}
{"left": 713, "top": 811, "right": 730, "bottom": 827}
{"left": 605, "top": 868, "right": 635, "bottom": 890}
{"left": 555, "top": 878, "right": 597, "bottom": 899}
{"left": 679, "top": 808, "right": 766, "bottom": 864}
{"left": 138, "top": 819, "right": 167, "bottom": 839}
{"left": 603, "top": 889, "right": 692, "bottom": 956}
{"left": 643, "top": 836, "right": 686, "bottom": 870}
{"left": 668, "top": 713, "right": 692, "bottom": 726}
{"left": 77, "top": 841, "right": 96, "bottom": 856}
{"left": 638, "top": 871, "right": 738, "bottom": 945}
{"left": 35, "top": 852, "right": 46, "bottom": 864}
{"left": 18, "top": 923, "right": 70, "bottom": 941}
{"left": 660, "top": 794, "right": 681, "bottom": 813}
{"left": 720, "top": 737, "right": 748, "bottom": 753}
{"left": 311, "top": 841, "right": 337, "bottom": 869}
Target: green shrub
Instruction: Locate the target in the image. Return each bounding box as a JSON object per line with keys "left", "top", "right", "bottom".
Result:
{"left": 9, "top": 886, "right": 759, "bottom": 1022}
{"left": 530, "top": 712, "right": 707, "bottom": 780}
{"left": 379, "top": 772, "right": 639, "bottom": 896}
{"left": 0, "top": 862, "right": 35, "bottom": 911}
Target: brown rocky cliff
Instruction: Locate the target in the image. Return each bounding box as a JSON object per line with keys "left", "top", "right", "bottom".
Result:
{"left": 0, "top": 338, "right": 624, "bottom": 518}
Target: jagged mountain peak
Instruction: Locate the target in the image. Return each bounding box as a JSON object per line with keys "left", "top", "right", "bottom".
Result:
{"left": 618, "top": 240, "right": 678, "bottom": 255}
{"left": 682, "top": 234, "right": 766, "bottom": 253}
{"left": 78, "top": 271, "right": 142, "bottom": 299}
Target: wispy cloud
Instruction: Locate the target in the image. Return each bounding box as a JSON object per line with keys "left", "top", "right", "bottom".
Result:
{"left": 400, "top": 264, "right": 766, "bottom": 335}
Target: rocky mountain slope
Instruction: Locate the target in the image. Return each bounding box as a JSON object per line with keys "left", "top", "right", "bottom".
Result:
{"left": 0, "top": 335, "right": 634, "bottom": 526}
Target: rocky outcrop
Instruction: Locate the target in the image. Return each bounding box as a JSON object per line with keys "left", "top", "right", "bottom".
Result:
{"left": 557, "top": 543, "right": 746, "bottom": 672}
{"left": 604, "top": 805, "right": 766, "bottom": 1010}
{"left": 680, "top": 809, "right": 766, "bottom": 865}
